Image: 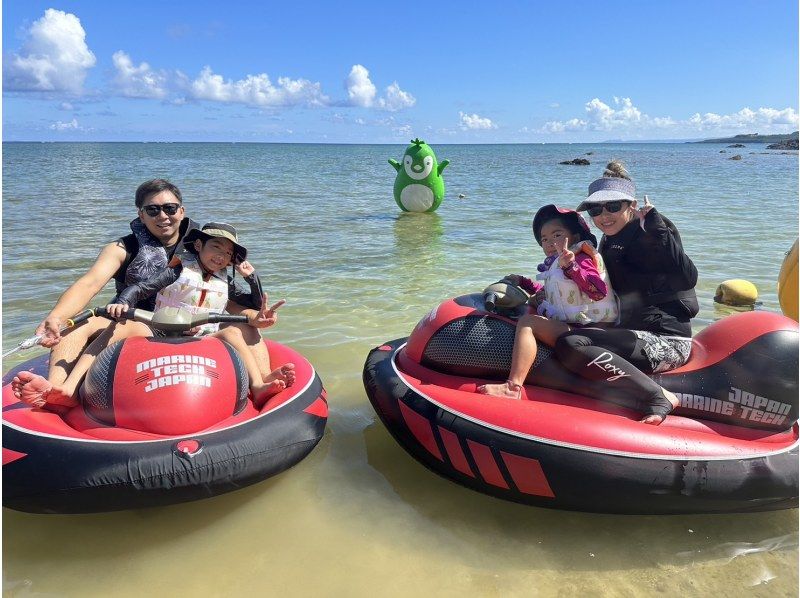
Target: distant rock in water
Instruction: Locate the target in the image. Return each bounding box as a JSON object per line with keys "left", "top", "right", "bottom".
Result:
{"left": 458, "top": 193, "right": 466, "bottom": 199}
{"left": 767, "top": 139, "right": 799, "bottom": 150}
{"left": 727, "top": 143, "right": 746, "bottom": 148}
{"left": 585, "top": 151, "right": 594, "bottom": 155}
{"left": 720, "top": 150, "right": 727, "bottom": 153}
{"left": 559, "top": 158, "right": 590, "bottom": 166}
{"left": 729, "top": 155, "right": 742, "bottom": 161}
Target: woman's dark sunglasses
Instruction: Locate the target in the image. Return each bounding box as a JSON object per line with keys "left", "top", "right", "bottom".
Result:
{"left": 586, "top": 200, "right": 628, "bottom": 217}
{"left": 141, "top": 203, "right": 181, "bottom": 217}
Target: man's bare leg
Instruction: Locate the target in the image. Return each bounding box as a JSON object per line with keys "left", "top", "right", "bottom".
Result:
{"left": 46, "top": 316, "right": 112, "bottom": 386}
{"left": 13, "top": 320, "right": 152, "bottom": 408}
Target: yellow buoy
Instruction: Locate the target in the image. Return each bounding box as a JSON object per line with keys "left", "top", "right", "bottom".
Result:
{"left": 714, "top": 279, "right": 758, "bottom": 306}
{"left": 778, "top": 239, "right": 799, "bottom": 321}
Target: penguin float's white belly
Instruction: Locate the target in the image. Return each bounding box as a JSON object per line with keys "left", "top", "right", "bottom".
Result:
{"left": 400, "top": 184, "right": 434, "bottom": 212}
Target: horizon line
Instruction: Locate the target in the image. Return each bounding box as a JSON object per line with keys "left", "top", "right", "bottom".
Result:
{"left": 4, "top": 139, "right": 783, "bottom": 145}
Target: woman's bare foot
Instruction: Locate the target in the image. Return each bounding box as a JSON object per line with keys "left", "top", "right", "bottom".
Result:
{"left": 476, "top": 380, "right": 523, "bottom": 400}
{"left": 640, "top": 389, "right": 679, "bottom": 425}
{"left": 11, "top": 371, "right": 78, "bottom": 409}
{"left": 264, "top": 363, "right": 296, "bottom": 388}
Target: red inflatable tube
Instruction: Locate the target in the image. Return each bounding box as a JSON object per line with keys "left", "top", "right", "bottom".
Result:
{"left": 363, "top": 295, "right": 799, "bottom": 514}
{"left": 3, "top": 339, "right": 327, "bottom": 514}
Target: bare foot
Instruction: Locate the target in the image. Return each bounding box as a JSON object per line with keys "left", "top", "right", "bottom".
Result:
{"left": 476, "top": 381, "right": 523, "bottom": 400}
{"left": 252, "top": 380, "right": 287, "bottom": 409}
{"left": 264, "top": 363, "right": 296, "bottom": 388}
{"left": 11, "top": 372, "right": 78, "bottom": 409}
{"left": 640, "top": 389, "right": 679, "bottom": 425}
{"left": 11, "top": 370, "right": 37, "bottom": 398}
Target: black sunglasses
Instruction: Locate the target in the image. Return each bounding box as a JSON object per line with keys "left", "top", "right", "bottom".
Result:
{"left": 586, "top": 200, "right": 628, "bottom": 217}
{"left": 140, "top": 203, "right": 181, "bottom": 217}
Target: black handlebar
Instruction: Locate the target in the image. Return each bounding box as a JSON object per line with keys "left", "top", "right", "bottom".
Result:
{"left": 93, "top": 306, "right": 248, "bottom": 334}
{"left": 210, "top": 314, "right": 250, "bottom": 324}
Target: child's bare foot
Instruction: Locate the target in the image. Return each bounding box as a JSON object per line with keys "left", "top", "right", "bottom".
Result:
{"left": 640, "top": 389, "right": 679, "bottom": 425}
{"left": 252, "top": 380, "right": 287, "bottom": 409}
{"left": 11, "top": 372, "right": 78, "bottom": 409}
{"left": 476, "top": 380, "right": 523, "bottom": 400}
{"left": 264, "top": 363, "right": 296, "bottom": 388}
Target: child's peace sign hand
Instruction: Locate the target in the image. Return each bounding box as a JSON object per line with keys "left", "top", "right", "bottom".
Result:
{"left": 249, "top": 293, "right": 286, "bottom": 329}
{"left": 557, "top": 235, "right": 575, "bottom": 269}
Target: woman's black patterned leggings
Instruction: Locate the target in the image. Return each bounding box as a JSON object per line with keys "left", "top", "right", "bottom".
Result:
{"left": 554, "top": 328, "right": 667, "bottom": 413}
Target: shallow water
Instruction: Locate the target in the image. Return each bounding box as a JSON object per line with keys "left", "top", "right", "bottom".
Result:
{"left": 2, "top": 142, "right": 798, "bottom": 596}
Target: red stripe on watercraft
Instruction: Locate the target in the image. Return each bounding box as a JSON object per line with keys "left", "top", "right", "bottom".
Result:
{"left": 500, "top": 451, "right": 555, "bottom": 497}
{"left": 398, "top": 401, "right": 442, "bottom": 461}
{"left": 466, "top": 439, "right": 509, "bottom": 489}
{"left": 3, "top": 448, "right": 27, "bottom": 465}
{"left": 304, "top": 397, "right": 328, "bottom": 418}
{"left": 437, "top": 426, "right": 474, "bottom": 477}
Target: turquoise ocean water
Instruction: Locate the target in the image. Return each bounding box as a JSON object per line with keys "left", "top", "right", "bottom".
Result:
{"left": 2, "top": 142, "right": 798, "bottom": 596}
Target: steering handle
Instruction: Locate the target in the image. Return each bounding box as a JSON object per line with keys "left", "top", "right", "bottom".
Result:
{"left": 94, "top": 306, "right": 248, "bottom": 334}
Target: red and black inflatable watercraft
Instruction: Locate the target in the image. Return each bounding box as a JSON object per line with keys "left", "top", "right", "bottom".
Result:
{"left": 3, "top": 308, "right": 327, "bottom": 514}
{"left": 363, "top": 292, "right": 799, "bottom": 514}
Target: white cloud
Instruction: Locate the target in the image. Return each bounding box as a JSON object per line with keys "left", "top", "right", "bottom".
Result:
{"left": 542, "top": 118, "right": 587, "bottom": 133}
{"left": 4, "top": 9, "right": 96, "bottom": 92}
{"left": 687, "top": 107, "right": 798, "bottom": 130}
{"left": 543, "top": 97, "right": 665, "bottom": 132}
{"left": 378, "top": 82, "right": 416, "bottom": 111}
{"left": 459, "top": 111, "right": 497, "bottom": 130}
{"left": 50, "top": 118, "right": 79, "bottom": 131}
{"left": 543, "top": 97, "right": 796, "bottom": 135}
{"left": 189, "top": 66, "right": 329, "bottom": 107}
{"left": 346, "top": 65, "right": 377, "bottom": 107}
{"left": 345, "top": 65, "right": 415, "bottom": 111}
{"left": 60, "top": 102, "right": 74, "bottom": 110}
{"left": 112, "top": 51, "right": 168, "bottom": 99}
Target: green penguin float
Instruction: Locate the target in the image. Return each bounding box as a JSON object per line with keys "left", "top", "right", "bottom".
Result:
{"left": 389, "top": 138, "right": 449, "bottom": 213}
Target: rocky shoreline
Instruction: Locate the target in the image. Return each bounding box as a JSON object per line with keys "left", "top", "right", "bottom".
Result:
{"left": 766, "top": 138, "right": 799, "bottom": 150}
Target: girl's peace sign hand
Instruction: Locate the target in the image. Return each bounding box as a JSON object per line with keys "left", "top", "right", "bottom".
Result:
{"left": 249, "top": 293, "right": 286, "bottom": 329}
{"left": 557, "top": 235, "right": 575, "bottom": 269}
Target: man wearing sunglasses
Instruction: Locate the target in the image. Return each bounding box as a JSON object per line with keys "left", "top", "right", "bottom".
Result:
{"left": 27, "top": 179, "right": 198, "bottom": 395}
{"left": 17, "top": 179, "right": 280, "bottom": 407}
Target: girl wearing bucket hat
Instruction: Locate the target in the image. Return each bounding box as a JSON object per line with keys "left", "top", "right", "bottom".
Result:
{"left": 104, "top": 222, "right": 296, "bottom": 407}
{"left": 554, "top": 160, "right": 699, "bottom": 425}
{"left": 478, "top": 204, "right": 618, "bottom": 400}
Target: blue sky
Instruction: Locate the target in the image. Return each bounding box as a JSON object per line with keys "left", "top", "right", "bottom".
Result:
{"left": 3, "top": 1, "right": 798, "bottom": 142}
